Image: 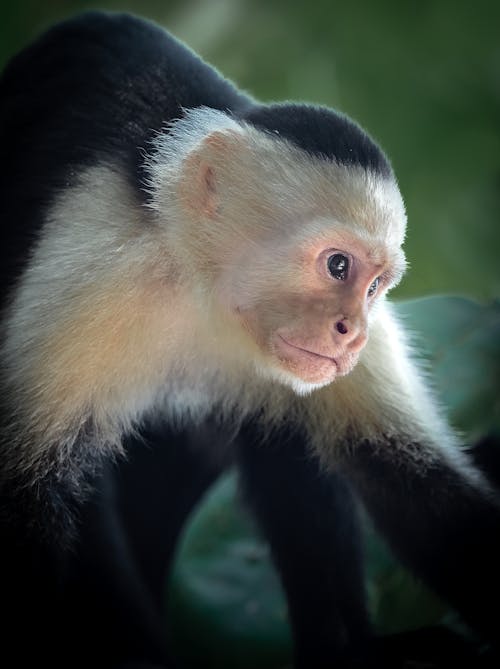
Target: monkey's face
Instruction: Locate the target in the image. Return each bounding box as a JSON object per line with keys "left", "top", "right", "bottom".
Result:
{"left": 223, "top": 225, "right": 406, "bottom": 392}
{"left": 171, "top": 123, "right": 407, "bottom": 393}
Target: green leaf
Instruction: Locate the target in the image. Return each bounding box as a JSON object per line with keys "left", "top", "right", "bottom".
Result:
{"left": 395, "top": 296, "right": 500, "bottom": 437}
{"left": 166, "top": 473, "right": 292, "bottom": 669}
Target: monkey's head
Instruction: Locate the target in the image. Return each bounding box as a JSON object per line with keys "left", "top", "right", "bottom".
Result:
{"left": 149, "top": 107, "right": 407, "bottom": 394}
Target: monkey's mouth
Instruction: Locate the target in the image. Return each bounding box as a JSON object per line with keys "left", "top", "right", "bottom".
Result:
{"left": 274, "top": 334, "right": 339, "bottom": 383}
{"left": 277, "top": 335, "right": 336, "bottom": 363}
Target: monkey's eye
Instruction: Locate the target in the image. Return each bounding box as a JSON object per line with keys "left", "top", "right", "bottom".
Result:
{"left": 367, "top": 277, "right": 380, "bottom": 297}
{"left": 327, "top": 254, "right": 349, "bottom": 281}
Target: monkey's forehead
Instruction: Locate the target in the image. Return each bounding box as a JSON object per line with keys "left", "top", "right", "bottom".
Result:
{"left": 310, "top": 164, "right": 407, "bottom": 246}
{"left": 235, "top": 122, "right": 405, "bottom": 227}
{"left": 244, "top": 135, "right": 407, "bottom": 248}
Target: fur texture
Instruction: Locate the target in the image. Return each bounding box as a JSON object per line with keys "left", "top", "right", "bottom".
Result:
{"left": 1, "top": 11, "right": 499, "bottom": 668}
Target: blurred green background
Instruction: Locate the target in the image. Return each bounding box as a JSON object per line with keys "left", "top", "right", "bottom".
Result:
{"left": 1, "top": 5, "right": 499, "bottom": 665}
{"left": 1, "top": 0, "right": 499, "bottom": 301}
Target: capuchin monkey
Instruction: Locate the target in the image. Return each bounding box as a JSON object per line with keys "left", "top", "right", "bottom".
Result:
{"left": 0, "top": 10, "right": 499, "bottom": 669}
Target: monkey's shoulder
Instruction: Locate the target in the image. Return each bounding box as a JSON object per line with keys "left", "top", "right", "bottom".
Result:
{"left": 0, "top": 11, "right": 249, "bottom": 159}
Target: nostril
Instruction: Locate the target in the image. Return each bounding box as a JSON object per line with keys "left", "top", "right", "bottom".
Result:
{"left": 336, "top": 321, "right": 348, "bottom": 335}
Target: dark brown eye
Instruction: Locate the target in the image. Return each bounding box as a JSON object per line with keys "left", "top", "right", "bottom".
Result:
{"left": 327, "top": 254, "right": 349, "bottom": 281}
{"left": 368, "top": 277, "right": 380, "bottom": 297}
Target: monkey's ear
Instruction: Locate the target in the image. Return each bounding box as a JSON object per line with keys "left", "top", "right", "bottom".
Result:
{"left": 178, "top": 129, "right": 244, "bottom": 220}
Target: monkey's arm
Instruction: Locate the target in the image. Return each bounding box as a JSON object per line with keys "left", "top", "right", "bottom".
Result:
{"left": 236, "top": 421, "right": 370, "bottom": 669}
{"left": 328, "top": 302, "right": 500, "bottom": 641}
{"left": 342, "top": 436, "right": 500, "bottom": 641}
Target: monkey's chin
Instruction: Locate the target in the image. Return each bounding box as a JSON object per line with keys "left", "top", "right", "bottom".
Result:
{"left": 269, "top": 335, "right": 340, "bottom": 392}
{"left": 262, "top": 364, "right": 336, "bottom": 396}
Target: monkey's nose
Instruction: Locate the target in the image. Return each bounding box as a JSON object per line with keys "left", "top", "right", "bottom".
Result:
{"left": 334, "top": 318, "right": 367, "bottom": 353}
